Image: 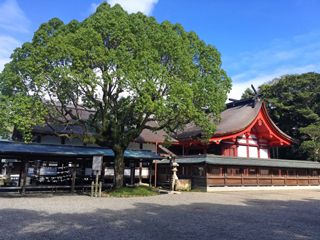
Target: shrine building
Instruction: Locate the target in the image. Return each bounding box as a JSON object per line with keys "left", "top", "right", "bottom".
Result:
{"left": 156, "top": 96, "right": 320, "bottom": 190}
{"left": 1, "top": 89, "right": 320, "bottom": 192}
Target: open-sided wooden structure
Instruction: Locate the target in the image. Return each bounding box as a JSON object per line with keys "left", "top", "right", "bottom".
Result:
{"left": 0, "top": 141, "right": 161, "bottom": 193}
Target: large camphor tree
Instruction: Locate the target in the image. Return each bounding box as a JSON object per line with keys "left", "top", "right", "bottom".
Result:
{"left": 0, "top": 2, "right": 231, "bottom": 188}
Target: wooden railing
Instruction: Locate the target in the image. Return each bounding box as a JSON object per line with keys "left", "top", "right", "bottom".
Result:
{"left": 207, "top": 174, "right": 320, "bottom": 187}
{"left": 157, "top": 173, "right": 320, "bottom": 187}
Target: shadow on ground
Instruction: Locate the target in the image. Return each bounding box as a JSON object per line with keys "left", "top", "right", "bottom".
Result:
{"left": 1, "top": 196, "right": 320, "bottom": 240}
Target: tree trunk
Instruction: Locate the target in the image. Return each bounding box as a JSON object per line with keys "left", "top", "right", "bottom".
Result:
{"left": 113, "top": 145, "right": 125, "bottom": 189}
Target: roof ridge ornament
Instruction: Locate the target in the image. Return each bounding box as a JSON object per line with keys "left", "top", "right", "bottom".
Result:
{"left": 249, "top": 84, "right": 264, "bottom": 107}
{"left": 228, "top": 84, "right": 263, "bottom": 108}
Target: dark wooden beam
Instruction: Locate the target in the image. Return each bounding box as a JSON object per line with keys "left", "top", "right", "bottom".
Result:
{"left": 71, "top": 159, "right": 76, "bottom": 193}
{"left": 22, "top": 159, "right": 29, "bottom": 194}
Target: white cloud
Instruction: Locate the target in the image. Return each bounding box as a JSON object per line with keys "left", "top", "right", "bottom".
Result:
{"left": 224, "top": 30, "right": 320, "bottom": 101}
{"left": 0, "top": 0, "right": 30, "bottom": 33}
{"left": 0, "top": 35, "right": 21, "bottom": 72}
{"left": 227, "top": 64, "right": 320, "bottom": 102}
{"left": 89, "top": 0, "right": 158, "bottom": 15}
{"left": 89, "top": 3, "right": 100, "bottom": 13}
{"left": 105, "top": 0, "right": 158, "bottom": 15}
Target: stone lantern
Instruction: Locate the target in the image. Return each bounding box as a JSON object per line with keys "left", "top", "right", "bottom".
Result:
{"left": 168, "top": 156, "right": 179, "bottom": 191}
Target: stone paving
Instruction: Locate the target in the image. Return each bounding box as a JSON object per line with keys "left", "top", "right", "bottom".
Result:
{"left": 0, "top": 189, "right": 320, "bottom": 239}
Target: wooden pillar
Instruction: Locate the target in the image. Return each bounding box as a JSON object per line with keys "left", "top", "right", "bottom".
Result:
{"left": 102, "top": 160, "right": 106, "bottom": 184}
{"left": 139, "top": 143, "right": 143, "bottom": 184}
{"left": 205, "top": 164, "right": 208, "bottom": 187}
{"left": 71, "top": 159, "right": 76, "bottom": 193}
{"left": 33, "top": 159, "right": 38, "bottom": 186}
{"left": 139, "top": 160, "right": 142, "bottom": 184}
{"left": 241, "top": 171, "right": 244, "bottom": 187}
{"left": 22, "top": 159, "right": 29, "bottom": 194}
{"left": 155, "top": 142, "right": 158, "bottom": 187}
{"left": 18, "top": 160, "right": 23, "bottom": 187}
{"left": 149, "top": 161, "right": 152, "bottom": 188}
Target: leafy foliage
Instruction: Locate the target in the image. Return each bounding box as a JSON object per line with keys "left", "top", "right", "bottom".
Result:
{"left": 240, "top": 87, "right": 254, "bottom": 100}
{"left": 299, "top": 123, "right": 320, "bottom": 161}
{"left": 251, "top": 72, "right": 320, "bottom": 160}
{"left": 0, "top": 2, "right": 231, "bottom": 187}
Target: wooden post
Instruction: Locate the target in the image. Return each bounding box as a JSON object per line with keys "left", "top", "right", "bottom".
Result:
{"left": 149, "top": 161, "right": 152, "bottom": 188}
{"left": 33, "top": 159, "right": 38, "bottom": 186}
{"left": 71, "top": 159, "right": 76, "bottom": 193}
{"left": 205, "top": 164, "right": 208, "bottom": 188}
{"left": 155, "top": 160, "right": 157, "bottom": 188}
{"left": 155, "top": 142, "right": 158, "bottom": 187}
{"left": 139, "top": 160, "right": 142, "bottom": 184}
{"left": 241, "top": 172, "right": 244, "bottom": 187}
{"left": 91, "top": 181, "right": 94, "bottom": 197}
{"left": 102, "top": 161, "right": 106, "bottom": 183}
{"left": 18, "top": 160, "right": 23, "bottom": 187}
{"left": 95, "top": 171, "right": 99, "bottom": 197}
{"left": 22, "top": 160, "right": 29, "bottom": 195}
{"left": 99, "top": 181, "right": 102, "bottom": 198}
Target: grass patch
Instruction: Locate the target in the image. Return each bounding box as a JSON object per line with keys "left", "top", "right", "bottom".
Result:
{"left": 189, "top": 188, "right": 206, "bottom": 192}
{"left": 104, "top": 186, "right": 159, "bottom": 197}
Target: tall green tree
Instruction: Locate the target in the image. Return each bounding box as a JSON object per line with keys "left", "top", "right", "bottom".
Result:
{"left": 299, "top": 123, "right": 320, "bottom": 161}
{"left": 0, "top": 2, "right": 231, "bottom": 188}
{"left": 241, "top": 87, "right": 254, "bottom": 100}
{"left": 257, "top": 72, "right": 320, "bottom": 160}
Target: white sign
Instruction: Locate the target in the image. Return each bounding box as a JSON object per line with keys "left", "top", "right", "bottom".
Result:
{"left": 92, "top": 155, "right": 103, "bottom": 171}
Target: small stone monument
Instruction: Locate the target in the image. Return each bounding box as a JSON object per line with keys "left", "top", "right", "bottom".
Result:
{"left": 171, "top": 158, "right": 179, "bottom": 191}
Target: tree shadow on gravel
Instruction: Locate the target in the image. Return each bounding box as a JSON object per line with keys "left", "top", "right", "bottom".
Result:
{"left": 1, "top": 197, "right": 320, "bottom": 240}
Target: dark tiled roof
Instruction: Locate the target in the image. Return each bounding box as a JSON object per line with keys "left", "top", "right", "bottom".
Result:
{"left": 33, "top": 121, "right": 176, "bottom": 143}
{"left": 135, "top": 121, "right": 177, "bottom": 142}
{"left": 158, "top": 154, "right": 320, "bottom": 169}
{"left": 0, "top": 141, "right": 162, "bottom": 159}
{"left": 172, "top": 100, "right": 262, "bottom": 139}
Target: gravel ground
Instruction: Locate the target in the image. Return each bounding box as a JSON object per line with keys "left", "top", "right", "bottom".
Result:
{"left": 0, "top": 189, "right": 320, "bottom": 240}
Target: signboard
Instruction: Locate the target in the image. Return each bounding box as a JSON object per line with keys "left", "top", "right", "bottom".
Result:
{"left": 92, "top": 155, "right": 103, "bottom": 171}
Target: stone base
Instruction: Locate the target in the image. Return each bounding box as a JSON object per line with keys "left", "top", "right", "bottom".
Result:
{"left": 175, "top": 179, "right": 191, "bottom": 191}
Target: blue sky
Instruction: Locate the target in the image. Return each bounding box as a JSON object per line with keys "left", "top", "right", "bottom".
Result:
{"left": 1, "top": 0, "right": 320, "bottom": 99}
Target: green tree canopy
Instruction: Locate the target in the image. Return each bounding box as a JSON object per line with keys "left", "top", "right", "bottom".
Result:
{"left": 240, "top": 87, "right": 254, "bottom": 100}
{"left": 244, "top": 72, "right": 320, "bottom": 160}
{"left": 0, "top": 2, "right": 231, "bottom": 188}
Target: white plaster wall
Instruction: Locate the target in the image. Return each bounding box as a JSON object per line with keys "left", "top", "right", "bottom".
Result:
{"left": 260, "top": 148, "right": 269, "bottom": 158}
{"left": 250, "top": 134, "right": 257, "bottom": 139}
{"left": 249, "top": 146, "right": 258, "bottom": 158}
{"left": 142, "top": 143, "right": 156, "bottom": 153}
{"left": 128, "top": 142, "right": 140, "bottom": 149}
{"left": 124, "top": 169, "right": 131, "bottom": 176}
{"left": 249, "top": 139, "right": 258, "bottom": 144}
{"left": 104, "top": 168, "right": 114, "bottom": 175}
{"left": 238, "top": 145, "right": 247, "bottom": 157}
{"left": 237, "top": 138, "right": 247, "bottom": 144}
